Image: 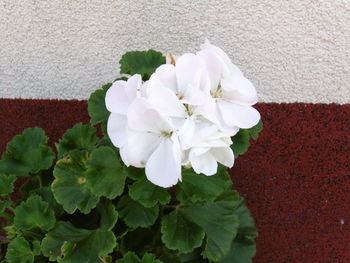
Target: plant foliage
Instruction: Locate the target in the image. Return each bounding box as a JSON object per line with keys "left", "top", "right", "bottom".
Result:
{"left": 0, "top": 50, "right": 261, "bottom": 263}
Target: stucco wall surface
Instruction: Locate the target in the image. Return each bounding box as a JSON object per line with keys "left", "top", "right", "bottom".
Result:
{"left": 0, "top": 0, "right": 349, "bottom": 103}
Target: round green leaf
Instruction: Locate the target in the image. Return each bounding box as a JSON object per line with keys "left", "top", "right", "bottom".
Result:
{"left": 41, "top": 221, "right": 116, "bottom": 263}
{"left": 179, "top": 192, "right": 240, "bottom": 262}
{"left": 0, "top": 127, "right": 55, "bottom": 177}
{"left": 117, "top": 252, "right": 164, "bottom": 263}
{"left": 88, "top": 83, "right": 112, "bottom": 125}
{"left": 0, "top": 174, "right": 16, "bottom": 197}
{"left": 52, "top": 151, "right": 99, "bottom": 214}
{"left": 129, "top": 177, "right": 170, "bottom": 207}
{"left": 5, "top": 236, "right": 34, "bottom": 263}
{"left": 86, "top": 146, "right": 126, "bottom": 199}
{"left": 98, "top": 199, "right": 118, "bottom": 231}
{"left": 177, "top": 168, "right": 232, "bottom": 203}
{"left": 119, "top": 50, "right": 166, "bottom": 80}
{"left": 116, "top": 196, "right": 158, "bottom": 228}
{"left": 14, "top": 195, "right": 55, "bottom": 231}
{"left": 56, "top": 124, "right": 99, "bottom": 159}
{"left": 161, "top": 211, "right": 205, "bottom": 253}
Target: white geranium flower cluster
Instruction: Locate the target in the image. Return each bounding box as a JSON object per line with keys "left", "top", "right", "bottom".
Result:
{"left": 106, "top": 40, "right": 260, "bottom": 188}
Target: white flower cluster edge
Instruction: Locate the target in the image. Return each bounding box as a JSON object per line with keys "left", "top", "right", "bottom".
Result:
{"left": 105, "top": 40, "right": 260, "bottom": 188}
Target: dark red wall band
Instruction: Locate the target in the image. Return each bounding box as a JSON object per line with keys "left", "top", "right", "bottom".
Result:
{"left": 1, "top": 99, "right": 349, "bottom": 262}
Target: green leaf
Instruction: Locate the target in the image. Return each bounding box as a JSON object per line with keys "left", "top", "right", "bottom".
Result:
{"left": 129, "top": 177, "right": 170, "bottom": 207}
{"left": 119, "top": 50, "right": 166, "bottom": 80}
{"left": 126, "top": 166, "right": 144, "bottom": 180}
{"left": 5, "top": 236, "right": 34, "bottom": 263}
{"left": 231, "top": 120, "right": 263, "bottom": 157}
{"left": 0, "top": 199, "right": 10, "bottom": 216}
{"left": 41, "top": 221, "right": 116, "bottom": 263}
{"left": 177, "top": 168, "right": 232, "bottom": 203}
{"left": 179, "top": 192, "right": 240, "bottom": 262}
{"left": 52, "top": 151, "right": 99, "bottom": 214}
{"left": 0, "top": 174, "right": 16, "bottom": 197}
{"left": 34, "top": 186, "right": 64, "bottom": 217}
{"left": 14, "top": 195, "right": 55, "bottom": 231}
{"left": 117, "top": 252, "right": 164, "bottom": 263}
{"left": 98, "top": 199, "right": 118, "bottom": 231}
{"left": 88, "top": 83, "right": 112, "bottom": 127}
{"left": 117, "top": 196, "right": 158, "bottom": 228}
{"left": 231, "top": 129, "right": 250, "bottom": 157}
{"left": 219, "top": 237, "right": 256, "bottom": 263}
{"left": 56, "top": 124, "right": 99, "bottom": 159}
{"left": 86, "top": 147, "right": 126, "bottom": 199}
{"left": 161, "top": 211, "right": 205, "bottom": 253}
{"left": 246, "top": 120, "right": 263, "bottom": 140}
{"left": 32, "top": 240, "right": 41, "bottom": 256}
{"left": 0, "top": 127, "right": 55, "bottom": 177}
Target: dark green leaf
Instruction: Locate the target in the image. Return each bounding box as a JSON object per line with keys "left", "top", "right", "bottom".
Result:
{"left": 231, "top": 130, "right": 250, "bottom": 157}
{"left": 88, "top": 83, "right": 112, "bottom": 125}
{"left": 179, "top": 192, "right": 240, "bottom": 262}
{"left": 41, "top": 221, "right": 116, "bottom": 263}
{"left": 219, "top": 237, "right": 256, "bottom": 263}
{"left": 5, "top": 236, "right": 34, "bottom": 263}
{"left": 177, "top": 168, "right": 232, "bottom": 203}
{"left": 129, "top": 177, "right": 170, "bottom": 207}
{"left": 161, "top": 211, "right": 205, "bottom": 253}
{"left": 117, "top": 252, "right": 164, "bottom": 263}
{"left": 56, "top": 124, "right": 99, "bottom": 159}
{"left": 14, "top": 195, "right": 55, "bottom": 231}
{"left": 0, "top": 127, "right": 55, "bottom": 177}
{"left": 52, "top": 151, "right": 99, "bottom": 214}
{"left": 119, "top": 50, "right": 166, "bottom": 80}
{"left": 0, "top": 174, "right": 16, "bottom": 197}
{"left": 86, "top": 146, "right": 126, "bottom": 199}
{"left": 117, "top": 196, "right": 158, "bottom": 228}
{"left": 34, "top": 186, "right": 64, "bottom": 216}
{"left": 98, "top": 199, "right": 118, "bottom": 231}
{"left": 0, "top": 199, "right": 10, "bottom": 216}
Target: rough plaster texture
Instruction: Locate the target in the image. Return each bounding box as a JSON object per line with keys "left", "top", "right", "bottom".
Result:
{"left": 0, "top": 0, "right": 349, "bottom": 103}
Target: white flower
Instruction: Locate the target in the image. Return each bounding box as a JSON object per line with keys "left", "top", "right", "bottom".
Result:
{"left": 125, "top": 98, "right": 182, "bottom": 188}
{"left": 197, "top": 40, "right": 260, "bottom": 135}
{"left": 187, "top": 133, "right": 234, "bottom": 176}
{"left": 105, "top": 74, "right": 143, "bottom": 164}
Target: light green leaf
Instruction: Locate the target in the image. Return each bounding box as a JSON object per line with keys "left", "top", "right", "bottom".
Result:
{"left": 117, "top": 196, "right": 158, "bottom": 228}
{"left": 0, "top": 174, "right": 16, "bottom": 197}
{"left": 129, "top": 177, "right": 170, "bottom": 207}
{"left": 5, "top": 236, "right": 34, "bottom": 263}
{"left": 14, "top": 195, "right": 55, "bottom": 231}
{"left": 161, "top": 211, "right": 205, "bottom": 253}
{"left": 177, "top": 168, "right": 232, "bottom": 203}
{"left": 179, "top": 192, "right": 240, "bottom": 262}
{"left": 119, "top": 50, "right": 166, "bottom": 80}
{"left": 41, "top": 221, "right": 116, "bottom": 263}
{"left": 52, "top": 151, "right": 99, "bottom": 214}
{"left": 86, "top": 147, "right": 126, "bottom": 199}
{"left": 56, "top": 124, "right": 99, "bottom": 159}
{"left": 88, "top": 83, "right": 112, "bottom": 125}
{"left": 0, "top": 127, "right": 55, "bottom": 177}
{"left": 246, "top": 120, "right": 263, "bottom": 140}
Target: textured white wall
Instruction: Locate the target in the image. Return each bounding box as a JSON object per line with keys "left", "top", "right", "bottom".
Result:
{"left": 0, "top": 0, "right": 349, "bottom": 103}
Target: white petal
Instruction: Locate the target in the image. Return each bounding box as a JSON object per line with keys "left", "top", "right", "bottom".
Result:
{"left": 148, "top": 64, "right": 177, "bottom": 93}
{"left": 107, "top": 113, "right": 127, "bottom": 148}
{"left": 105, "top": 80, "right": 129, "bottom": 114}
{"left": 197, "top": 48, "right": 222, "bottom": 89}
{"left": 210, "top": 147, "right": 235, "bottom": 168}
{"left": 218, "top": 100, "right": 261, "bottom": 129}
{"left": 126, "top": 130, "right": 160, "bottom": 168}
{"left": 221, "top": 76, "right": 258, "bottom": 105}
{"left": 145, "top": 138, "right": 181, "bottom": 187}
{"left": 147, "top": 84, "right": 186, "bottom": 118}
{"left": 125, "top": 74, "right": 142, "bottom": 101}
{"left": 200, "top": 40, "right": 243, "bottom": 78}
{"left": 189, "top": 148, "right": 218, "bottom": 176}
{"left": 127, "top": 98, "right": 173, "bottom": 133}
